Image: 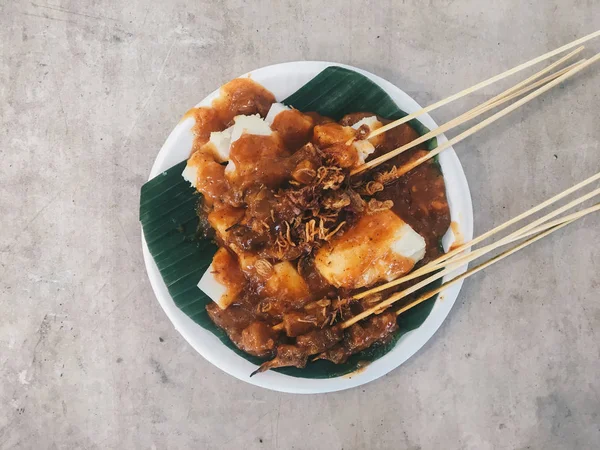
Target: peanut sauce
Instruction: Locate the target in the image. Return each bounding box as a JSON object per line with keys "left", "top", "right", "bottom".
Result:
{"left": 186, "top": 77, "right": 451, "bottom": 366}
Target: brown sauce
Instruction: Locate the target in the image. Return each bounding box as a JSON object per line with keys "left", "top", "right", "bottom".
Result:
{"left": 187, "top": 80, "right": 451, "bottom": 366}
{"left": 189, "top": 149, "right": 230, "bottom": 206}
{"left": 228, "top": 134, "right": 291, "bottom": 191}
{"left": 212, "top": 77, "right": 275, "bottom": 124}
{"left": 377, "top": 159, "right": 451, "bottom": 262}
{"left": 271, "top": 109, "right": 315, "bottom": 149}
{"left": 449, "top": 221, "right": 464, "bottom": 250}
{"left": 191, "top": 107, "right": 224, "bottom": 146}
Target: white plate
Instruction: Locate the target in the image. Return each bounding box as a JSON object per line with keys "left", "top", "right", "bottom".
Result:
{"left": 142, "top": 61, "right": 474, "bottom": 394}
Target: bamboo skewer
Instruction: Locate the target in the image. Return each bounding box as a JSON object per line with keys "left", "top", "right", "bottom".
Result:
{"left": 347, "top": 50, "right": 583, "bottom": 148}
{"left": 471, "top": 46, "right": 585, "bottom": 114}
{"left": 383, "top": 171, "right": 600, "bottom": 290}
{"left": 365, "top": 30, "right": 600, "bottom": 141}
{"left": 354, "top": 186, "right": 600, "bottom": 300}
{"left": 343, "top": 204, "right": 599, "bottom": 329}
{"left": 353, "top": 53, "right": 600, "bottom": 176}
{"left": 394, "top": 204, "right": 600, "bottom": 299}
{"left": 426, "top": 202, "right": 600, "bottom": 273}
{"left": 351, "top": 58, "right": 585, "bottom": 175}
{"left": 393, "top": 220, "right": 573, "bottom": 318}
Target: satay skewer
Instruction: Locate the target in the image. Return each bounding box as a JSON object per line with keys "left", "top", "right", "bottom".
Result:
{"left": 355, "top": 172, "right": 600, "bottom": 299}
{"left": 271, "top": 196, "right": 600, "bottom": 334}
{"left": 392, "top": 217, "right": 579, "bottom": 317}
{"left": 365, "top": 30, "right": 599, "bottom": 141}
{"left": 342, "top": 201, "right": 600, "bottom": 329}
{"left": 269, "top": 54, "right": 600, "bottom": 336}
{"left": 471, "top": 46, "right": 584, "bottom": 114}
{"left": 354, "top": 186, "right": 600, "bottom": 300}
{"left": 351, "top": 57, "right": 585, "bottom": 175}
{"left": 266, "top": 204, "right": 598, "bottom": 371}
{"left": 352, "top": 52, "right": 600, "bottom": 175}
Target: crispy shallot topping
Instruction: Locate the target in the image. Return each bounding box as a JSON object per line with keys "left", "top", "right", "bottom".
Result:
{"left": 255, "top": 259, "right": 273, "bottom": 278}
{"left": 366, "top": 198, "right": 394, "bottom": 214}
{"left": 373, "top": 165, "right": 401, "bottom": 185}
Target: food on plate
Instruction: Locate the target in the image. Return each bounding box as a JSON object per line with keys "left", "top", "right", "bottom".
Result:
{"left": 181, "top": 77, "right": 451, "bottom": 372}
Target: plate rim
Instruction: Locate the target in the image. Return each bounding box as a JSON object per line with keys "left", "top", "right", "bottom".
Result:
{"left": 141, "top": 61, "right": 474, "bottom": 393}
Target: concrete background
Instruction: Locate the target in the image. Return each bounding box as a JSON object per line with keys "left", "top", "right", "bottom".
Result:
{"left": 1, "top": 0, "right": 599, "bottom": 448}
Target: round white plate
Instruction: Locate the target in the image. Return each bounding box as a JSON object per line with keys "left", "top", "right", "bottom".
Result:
{"left": 142, "top": 61, "right": 474, "bottom": 394}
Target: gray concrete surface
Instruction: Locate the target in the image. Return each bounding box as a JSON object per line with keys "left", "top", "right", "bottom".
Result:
{"left": 1, "top": 0, "right": 599, "bottom": 448}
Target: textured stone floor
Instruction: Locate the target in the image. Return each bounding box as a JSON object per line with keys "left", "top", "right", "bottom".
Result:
{"left": 1, "top": 0, "right": 599, "bottom": 448}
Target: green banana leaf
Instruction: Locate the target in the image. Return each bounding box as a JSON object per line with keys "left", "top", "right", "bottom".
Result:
{"left": 140, "top": 66, "right": 444, "bottom": 378}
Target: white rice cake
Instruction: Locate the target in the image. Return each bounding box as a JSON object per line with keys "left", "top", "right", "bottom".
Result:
{"left": 229, "top": 114, "right": 272, "bottom": 144}
{"left": 207, "top": 207, "right": 245, "bottom": 243}
{"left": 351, "top": 115, "right": 382, "bottom": 131}
{"left": 207, "top": 126, "right": 233, "bottom": 163}
{"left": 264, "top": 261, "right": 310, "bottom": 302}
{"left": 314, "top": 209, "right": 426, "bottom": 289}
{"left": 352, "top": 140, "right": 376, "bottom": 164}
{"left": 183, "top": 113, "right": 273, "bottom": 182}
{"left": 197, "top": 248, "right": 245, "bottom": 309}
{"left": 351, "top": 115, "right": 384, "bottom": 147}
{"left": 182, "top": 162, "right": 199, "bottom": 188}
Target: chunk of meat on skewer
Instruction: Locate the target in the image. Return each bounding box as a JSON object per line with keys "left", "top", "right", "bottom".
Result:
{"left": 239, "top": 321, "right": 279, "bottom": 358}
{"left": 314, "top": 344, "right": 349, "bottom": 364}
{"left": 250, "top": 344, "right": 308, "bottom": 376}
{"left": 251, "top": 326, "right": 343, "bottom": 375}
{"left": 281, "top": 299, "right": 332, "bottom": 337}
{"left": 295, "top": 326, "right": 344, "bottom": 355}
{"left": 271, "top": 109, "right": 315, "bottom": 149}
{"left": 314, "top": 312, "right": 398, "bottom": 364}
